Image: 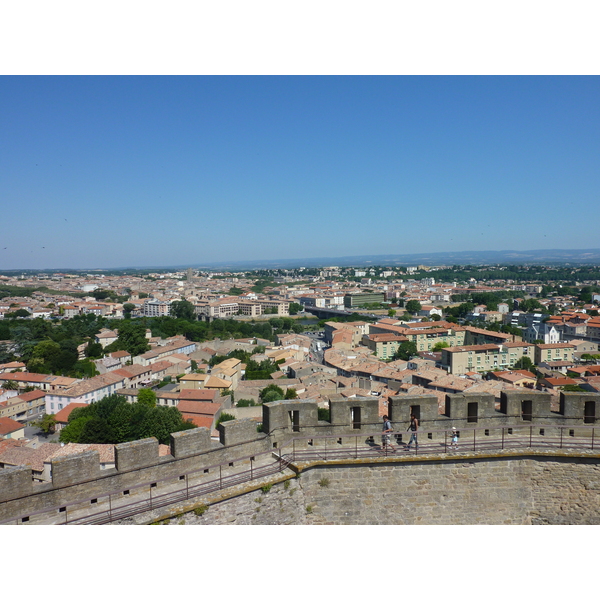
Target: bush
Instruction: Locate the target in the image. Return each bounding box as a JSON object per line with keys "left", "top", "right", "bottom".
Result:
{"left": 237, "top": 399, "right": 256, "bottom": 407}
{"left": 216, "top": 412, "right": 236, "bottom": 428}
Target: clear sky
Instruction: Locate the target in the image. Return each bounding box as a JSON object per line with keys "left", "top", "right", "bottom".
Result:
{"left": 1, "top": 75, "right": 599, "bottom": 270}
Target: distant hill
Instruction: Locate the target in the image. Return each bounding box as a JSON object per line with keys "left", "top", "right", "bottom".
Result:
{"left": 3, "top": 249, "right": 600, "bottom": 274}
{"left": 191, "top": 249, "right": 600, "bottom": 271}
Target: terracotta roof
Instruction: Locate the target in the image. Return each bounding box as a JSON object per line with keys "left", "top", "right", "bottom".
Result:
{"left": 0, "top": 372, "right": 47, "bottom": 383}
{"left": 0, "top": 417, "right": 25, "bottom": 435}
{"left": 14, "top": 390, "right": 46, "bottom": 402}
{"left": 177, "top": 401, "right": 220, "bottom": 416}
{"left": 179, "top": 389, "right": 219, "bottom": 402}
{"left": 0, "top": 442, "right": 59, "bottom": 472}
{"left": 46, "top": 443, "right": 115, "bottom": 463}
{"left": 54, "top": 403, "right": 88, "bottom": 424}
{"left": 183, "top": 415, "right": 214, "bottom": 429}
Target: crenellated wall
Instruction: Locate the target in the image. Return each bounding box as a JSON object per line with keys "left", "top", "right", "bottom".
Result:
{"left": 1, "top": 391, "right": 600, "bottom": 525}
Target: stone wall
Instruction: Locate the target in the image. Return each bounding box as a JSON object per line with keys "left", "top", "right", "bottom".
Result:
{"left": 3, "top": 390, "right": 600, "bottom": 525}
{"left": 171, "top": 453, "right": 600, "bottom": 525}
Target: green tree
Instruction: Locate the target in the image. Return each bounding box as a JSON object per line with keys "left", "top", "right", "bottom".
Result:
{"left": 388, "top": 309, "right": 397, "bottom": 317}
{"left": 5, "top": 308, "right": 31, "bottom": 318}
{"left": 431, "top": 341, "right": 449, "bottom": 352}
{"left": 236, "top": 399, "right": 256, "bottom": 407}
{"left": 259, "top": 384, "right": 284, "bottom": 403}
{"left": 1, "top": 380, "right": 19, "bottom": 390}
{"left": 33, "top": 413, "right": 57, "bottom": 434}
{"left": 405, "top": 300, "right": 422, "bottom": 315}
{"left": 289, "top": 302, "right": 303, "bottom": 315}
{"left": 123, "top": 303, "right": 136, "bottom": 319}
{"left": 513, "top": 356, "right": 536, "bottom": 374}
{"left": 59, "top": 415, "right": 94, "bottom": 443}
{"left": 216, "top": 412, "right": 236, "bottom": 428}
{"left": 85, "top": 342, "right": 104, "bottom": 359}
{"left": 285, "top": 387, "right": 298, "bottom": 399}
{"left": 137, "top": 388, "right": 157, "bottom": 407}
{"left": 79, "top": 417, "right": 113, "bottom": 444}
{"left": 393, "top": 341, "right": 418, "bottom": 361}
{"left": 105, "top": 321, "right": 150, "bottom": 356}
{"left": 563, "top": 384, "right": 586, "bottom": 392}
{"left": 170, "top": 300, "right": 196, "bottom": 321}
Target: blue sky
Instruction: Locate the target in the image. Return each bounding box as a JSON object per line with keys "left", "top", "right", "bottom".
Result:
{"left": 1, "top": 75, "right": 599, "bottom": 270}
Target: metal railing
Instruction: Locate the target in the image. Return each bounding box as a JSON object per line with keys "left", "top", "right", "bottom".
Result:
{"left": 0, "top": 446, "right": 289, "bottom": 526}
{"left": 278, "top": 423, "right": 599, "bottom": 463}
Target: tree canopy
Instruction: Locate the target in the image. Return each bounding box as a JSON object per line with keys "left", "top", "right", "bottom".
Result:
{"left": 405, "top": 300, "right": 422, "bottom": 315}
{"left": 59, "top": 394, "right": 195, "bottom": 445}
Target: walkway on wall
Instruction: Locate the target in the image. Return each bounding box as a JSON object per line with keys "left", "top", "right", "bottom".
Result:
{"left": 280, "top": 423, "right": 600, "bottom": 463}
{"left": 2, "top": 423, "right": 599, "bottom": 525}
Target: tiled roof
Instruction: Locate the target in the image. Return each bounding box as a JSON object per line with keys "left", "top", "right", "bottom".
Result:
{"left": 0, "top": 417, "right": 25, "bottom": 435}
{"left": 54, "top": 403, "right": 88, "bottom": 423}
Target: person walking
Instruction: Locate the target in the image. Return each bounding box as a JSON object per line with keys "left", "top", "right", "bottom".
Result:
{"left": 381, "top": 414, "right": 395, "bottom": 451}
{"left": 405, "top": 412, "right": 419, "bottom": 450}
{"left": 451, "top": 427, "right": 459, "bottom": 450}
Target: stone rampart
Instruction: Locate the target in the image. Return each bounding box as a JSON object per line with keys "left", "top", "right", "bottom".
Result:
{"left": 175, "top": 453, "right": 600, "bottom": 525}
{"left": 1, "top": 390, "right": 599, "bottom": 525}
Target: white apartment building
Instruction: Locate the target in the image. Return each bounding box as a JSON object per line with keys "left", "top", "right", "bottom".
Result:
{"left": 45, "top": 372, "right": 126, "bottom": 414}
{"left": 143, "top": 299, "right": 171, "bottom": 317}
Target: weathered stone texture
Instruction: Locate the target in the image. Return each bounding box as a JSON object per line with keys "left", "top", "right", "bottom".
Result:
{"left": 115, "top": 438, "right": 159, "bottom": 472}
{"left": 51, "top": 451, "right": 101, "bottom": 487}
{"left": 171, "top": 456, "right": 600, "bottom": 525}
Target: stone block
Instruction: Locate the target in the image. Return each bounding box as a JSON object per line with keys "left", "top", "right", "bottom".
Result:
{"left": 115, "top": 437, "right": 159, "bottom": 472}
{"left": 560, "top": 392, "right": 600, "bottom": 423}
{"left": 330, "top": 396, "right": 379, "bottom": 429}
{"left": 390, "top": 395, "right": 439, "bottom": 425}
{"left": 262, "top": 399, "right": 319, "bottom": 434}
{"left": 51, "top": 451, "right": 100, "bottom": 487}
{"left": 445, "top": 393, "right": 496, "bottom": 422}
{"left": 500, "top": 390, "right": 552, "bottom": 421}
{"left": 170, "top": 428, "right": 212, "bottom": 458}
{"left": 0, "top": 466, "right": 33, "bottom": 502}
{"left": 219, "top": 418, "right": 262, "bottom": 446}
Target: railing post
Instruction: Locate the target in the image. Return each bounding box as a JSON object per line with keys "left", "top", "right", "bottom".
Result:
{"left": 529, "top": 425, "right": 532, "bottom": 448}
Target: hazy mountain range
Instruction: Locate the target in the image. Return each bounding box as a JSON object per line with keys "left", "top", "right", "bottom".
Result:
{"left": 4, "top": 249, "right": 600, "bottom": 274}
{"left": 188, "top": 249, "right": 600, "bottom": 271}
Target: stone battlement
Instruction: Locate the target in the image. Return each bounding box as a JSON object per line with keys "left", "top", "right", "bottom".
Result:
{"left": 1, "top": 391, "right": 598, "bottom": 524}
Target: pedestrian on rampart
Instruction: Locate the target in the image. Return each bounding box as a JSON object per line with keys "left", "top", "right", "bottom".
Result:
{"left": 405, "top": 412, "right": 419, "bottom": 450}
{"left": 451, "top": 427, "right": 459, "bottom": 450}
{"left": 381, "top": 414, "right": 395, "bottom": 451}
